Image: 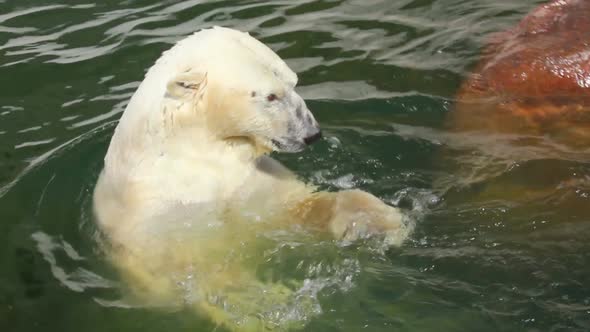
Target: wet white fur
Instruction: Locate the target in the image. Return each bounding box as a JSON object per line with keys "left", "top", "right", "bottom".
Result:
{"left": 93, "top": 27, "right": 408, "bottom": 330}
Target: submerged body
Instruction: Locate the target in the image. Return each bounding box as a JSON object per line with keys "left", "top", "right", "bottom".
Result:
{"left": 93, "top": 27, "right": 408, "bottom": 330}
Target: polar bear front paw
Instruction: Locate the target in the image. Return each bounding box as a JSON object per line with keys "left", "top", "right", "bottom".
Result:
{"left": 328, "top": 190, "right": 407, "bottom": 245}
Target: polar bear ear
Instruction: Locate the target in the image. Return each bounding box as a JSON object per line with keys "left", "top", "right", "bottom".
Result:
{"left": 166, "top": 71, "right": 208, "bottom": 100}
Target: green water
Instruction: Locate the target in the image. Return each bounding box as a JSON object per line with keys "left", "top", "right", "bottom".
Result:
{"left": 1, "top": 0, "right": 589, "bottom": 331}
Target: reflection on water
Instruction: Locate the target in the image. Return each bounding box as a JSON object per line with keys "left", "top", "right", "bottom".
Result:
{"left": 31, "top": 231, "right": 114, "bottom": 292}
{"left": 1, "top": 0, "right": 589, "bottom": 331}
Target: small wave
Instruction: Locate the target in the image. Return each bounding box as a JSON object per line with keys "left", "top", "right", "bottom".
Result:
{"left": 31, "top": 231, "right": 115, "bottom": 292}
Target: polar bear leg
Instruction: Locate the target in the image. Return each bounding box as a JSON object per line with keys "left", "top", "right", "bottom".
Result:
{"left": 291, "top": 189, "right": 408, "bottom": 246}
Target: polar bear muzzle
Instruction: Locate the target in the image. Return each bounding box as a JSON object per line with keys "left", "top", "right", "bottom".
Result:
{"left": 304, "top": 131, "right": 322, "bottom": 145}
{"left": 269, "top": 96, "right": 322, "bottom": 153}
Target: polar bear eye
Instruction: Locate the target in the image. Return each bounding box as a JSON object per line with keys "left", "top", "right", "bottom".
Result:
{"left": 266, "top": 93, "right": 278, "bottom": 102}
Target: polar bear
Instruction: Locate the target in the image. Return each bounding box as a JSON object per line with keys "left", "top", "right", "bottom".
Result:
{"left": 93, "top": 27, "right": 409, "bottom": 330}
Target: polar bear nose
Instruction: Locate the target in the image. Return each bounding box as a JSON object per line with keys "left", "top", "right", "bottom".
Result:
{"left": 303, "top": 131, "right": 322, "bottom": 145}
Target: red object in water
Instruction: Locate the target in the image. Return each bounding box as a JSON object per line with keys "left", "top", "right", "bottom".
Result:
{"left": 452, "top": 0, "right": 590, "bottom": 147}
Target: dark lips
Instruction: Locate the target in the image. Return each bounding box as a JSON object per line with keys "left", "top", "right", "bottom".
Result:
{"left": 303, "top": 131, "right": 322, "bottom": 145}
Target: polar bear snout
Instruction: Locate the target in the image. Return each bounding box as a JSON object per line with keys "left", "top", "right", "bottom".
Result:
{"left": 270, "top": 126, "right": 321, "bottom": 153}
{"left": 304, "top": 130, "right": 322, "bottom": 145}
{"left": 297, "top": 103, "right": 321, "bottom": 145}
{"left": 268, "top": 95, "right": 322, "bottom": 153}
{"left": 297, "top": 108, "right": 321, "bottom": 146}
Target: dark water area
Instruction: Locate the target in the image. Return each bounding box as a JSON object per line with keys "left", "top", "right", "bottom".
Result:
{"left": 1, "top": 0, "right": 589, "bottom": 331}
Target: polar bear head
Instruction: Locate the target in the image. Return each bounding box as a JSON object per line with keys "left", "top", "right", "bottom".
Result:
{"left": 153, "top": 27, "right": 321, "bottom": 154}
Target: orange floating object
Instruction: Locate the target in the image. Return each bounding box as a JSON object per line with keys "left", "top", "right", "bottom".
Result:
{"left": 451, "top": 0, "right": 590, "bottom": 148}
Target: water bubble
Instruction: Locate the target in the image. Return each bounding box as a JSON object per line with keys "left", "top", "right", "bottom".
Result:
{"left": 326, "top": 136, "right": 341, "bottom": 150}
